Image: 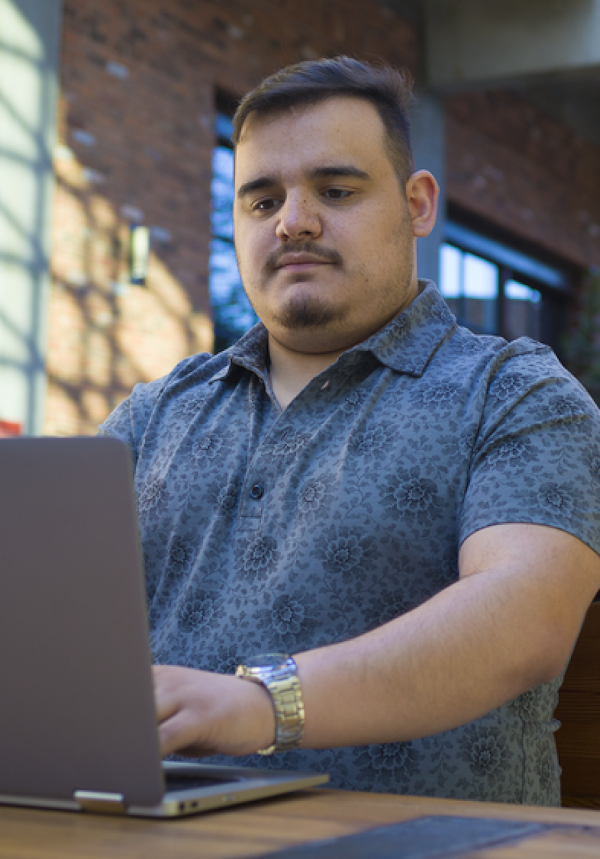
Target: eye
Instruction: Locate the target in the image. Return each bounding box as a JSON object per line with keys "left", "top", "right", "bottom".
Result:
{"left": 252, "top": 197, "right": 278, "bottom": 212}
{"left": 323, "top": 188, "right": 352, "bottom": 201}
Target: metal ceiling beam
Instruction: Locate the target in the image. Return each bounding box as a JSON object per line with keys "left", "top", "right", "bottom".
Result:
{"left": 424, "top": 0, "right": 600, "bottom": 90}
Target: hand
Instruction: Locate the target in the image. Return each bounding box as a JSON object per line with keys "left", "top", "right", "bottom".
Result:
{"left": 153, "top": 664, "right": 276, "bottom": 758}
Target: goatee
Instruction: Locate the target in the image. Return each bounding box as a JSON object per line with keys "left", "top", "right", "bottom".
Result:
{"left": 275, "top": 295, "right": 337, "bottom": 330}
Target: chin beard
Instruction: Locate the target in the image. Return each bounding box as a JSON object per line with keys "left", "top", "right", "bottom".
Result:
{"left": 275, "top": 296, "right": 337, "bottom": 330}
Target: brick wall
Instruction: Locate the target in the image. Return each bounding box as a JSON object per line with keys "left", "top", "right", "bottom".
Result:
{"left": 446, "top": 89, "right": 600, "bottom": 270}
{"left": 48, "top": 1, "right": 600, "bottom": 436}
{"left": 46, "top": 0, "right": 418, "bottom": 435}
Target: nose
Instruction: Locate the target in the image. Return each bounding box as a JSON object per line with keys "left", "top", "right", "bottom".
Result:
{"left": 275, "top": 191, "right": 322, "bottom": 242}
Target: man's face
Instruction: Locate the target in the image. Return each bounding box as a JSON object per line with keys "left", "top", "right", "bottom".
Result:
{"left": 233, "top": 96, "right": 422, "bottom": 356}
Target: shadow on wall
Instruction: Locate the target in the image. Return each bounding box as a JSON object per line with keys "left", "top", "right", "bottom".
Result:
{"left": 46, "top": 153, "right": 214, "bottom": 437}
{"left": 0, "top": 0, "right": 214, "bottom": 437}
{"left": 0, "top": 0, "right": 59, "bottom": 436}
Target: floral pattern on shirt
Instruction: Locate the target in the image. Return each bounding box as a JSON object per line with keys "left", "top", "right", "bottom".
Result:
{"left": 99, "top": 281, "right": 600, "bottom": 806}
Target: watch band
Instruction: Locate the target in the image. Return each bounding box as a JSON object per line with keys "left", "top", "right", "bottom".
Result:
{"left": 235, "top": 655, "right": 305, "bottom": 755}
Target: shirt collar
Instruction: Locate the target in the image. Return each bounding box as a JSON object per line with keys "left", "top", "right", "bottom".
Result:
{"left": 208, "top": 322, "right": 270, "bottom": 384}
{"left": 209, "top": 280, "right": 456, "bottom": 383}
{"left": 350, "top": 280, "right": 456, "bottom": 376}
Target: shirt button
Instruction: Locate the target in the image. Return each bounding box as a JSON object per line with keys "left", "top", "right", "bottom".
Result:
{"left": 250, "top": 483, "right": 264, "bottom": 500}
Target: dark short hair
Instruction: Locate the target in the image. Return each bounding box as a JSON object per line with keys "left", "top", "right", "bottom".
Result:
{"left": 232, "top": 56, "right": 415, "bottom": 182}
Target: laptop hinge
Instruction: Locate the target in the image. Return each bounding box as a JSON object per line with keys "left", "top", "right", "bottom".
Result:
{"left": 74, "top": 789, "right": 127, "bottom": 815}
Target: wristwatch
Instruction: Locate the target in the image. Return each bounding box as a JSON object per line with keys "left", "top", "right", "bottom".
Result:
{"left": 235, "top": 653, "right": 305, "bottom": 755}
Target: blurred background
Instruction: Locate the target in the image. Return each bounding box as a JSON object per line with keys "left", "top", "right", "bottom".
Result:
{"left": 1, "top": 0, "right": 599, "bottom": 436}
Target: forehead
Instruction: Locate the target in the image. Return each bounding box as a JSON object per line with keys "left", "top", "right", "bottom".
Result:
{"left": 234, "top": 97, "right": 391, "bottom": 182}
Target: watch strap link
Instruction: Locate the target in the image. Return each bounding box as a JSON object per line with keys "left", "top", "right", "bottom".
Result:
{"left": 261, "top": 658, "right": 305, "bottom": 755}
{"left": 236, "top": 656, "right": 305, "bottom": 755}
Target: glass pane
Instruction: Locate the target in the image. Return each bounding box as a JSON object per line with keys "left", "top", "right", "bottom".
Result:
{"left": 209, "top": 239, "right": 257, "bottom": 350}
{"left": 215, "top": 113, "right": 234, "bottom": 141}
{"left": 438, "top": 243, "right": 461, "bottom": 319}
{"left": 463, "top": 254, "right": 497, "bottom": 298}
{"left": 462, "top": 254, "right": 498, "bottom": 334}
{"left": 439, "top": 244, "right": 461, "bottom": 298}
{"left": 211, "top": 146, "right": 235, "bottom": 240}
{"left": 504, "top": 280, "right": 541, "bottom": 341}
{"left": 209, "top": 120, "right": 258, "bottom": 352}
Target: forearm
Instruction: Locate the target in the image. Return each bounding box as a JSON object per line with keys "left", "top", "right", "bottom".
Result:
{"left": 155, "top": 569, "right": 559, "bottom": 759}
{"left": 296, "top": 565, "right": 566, "bottom": 749}
{"left": 155, "top": 525, "right": 600, "bottom": 758}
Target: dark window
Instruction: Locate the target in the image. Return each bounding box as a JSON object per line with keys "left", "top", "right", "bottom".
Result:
{"left": 439, "top": 220, "right": 572, "bottom": 353}
{"left": 209, "top": 110, "right": 258, "bottom": 353}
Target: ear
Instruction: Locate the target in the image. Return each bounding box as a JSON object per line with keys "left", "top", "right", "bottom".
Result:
{"left": 406, "top": 170, "right": 439, "bottom": 238}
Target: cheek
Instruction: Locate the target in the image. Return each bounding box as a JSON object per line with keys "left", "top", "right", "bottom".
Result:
{"left": 235, "top": 224, "right": 267, "bottom": 266}
{"left": 233, "top": 233, "right": 257, "bottom": 277}
{"left": 339, "top": 202, "right": 402, "bottom": 248}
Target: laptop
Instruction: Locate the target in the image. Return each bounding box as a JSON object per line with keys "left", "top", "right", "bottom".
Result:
{"left": 0, "top": 436, "right": 328, "bottom": 817}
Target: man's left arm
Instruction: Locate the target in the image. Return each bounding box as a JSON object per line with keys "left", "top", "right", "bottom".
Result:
{"left": 154, "top": 522, "right": 600, "bottom": 757}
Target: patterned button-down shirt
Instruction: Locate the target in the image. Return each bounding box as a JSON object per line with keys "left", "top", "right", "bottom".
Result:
{"left": 100, "top": 281, "right": 600, "bottom": 805}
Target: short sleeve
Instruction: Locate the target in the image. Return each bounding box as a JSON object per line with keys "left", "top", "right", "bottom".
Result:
{"left": 98, "top": 352, "right": 218, "bottom": 466}
{"left": 459, "top": 344, "right": 600, "bottom": 556}
{"left": 98, "top": 375, "right": 170, "bottom": 466}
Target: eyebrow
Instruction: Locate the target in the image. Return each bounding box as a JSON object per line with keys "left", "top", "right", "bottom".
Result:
{"left": 236, "top": 165, "right": 370, "bottom": 199}
{"left": 236, "top": 176, "right": 277, "bottom": 199}
{"left": 311, "top": 165, "right": 370, "bottom": 181}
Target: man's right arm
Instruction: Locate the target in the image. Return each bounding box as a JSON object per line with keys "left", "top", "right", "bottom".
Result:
{"left": 153, "top": 521, "right": 600, "bottom": 759}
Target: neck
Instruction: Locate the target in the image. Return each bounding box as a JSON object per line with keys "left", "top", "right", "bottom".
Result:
{"left": 267, "top": 335, "right": 346, "bottom": 410}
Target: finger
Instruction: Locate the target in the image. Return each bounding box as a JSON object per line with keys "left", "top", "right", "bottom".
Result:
{"left": 152, "top": 665, "right": 183, "bottom": 724}
{"left": 158, "top": 709, "right": 215, "bottom": 759}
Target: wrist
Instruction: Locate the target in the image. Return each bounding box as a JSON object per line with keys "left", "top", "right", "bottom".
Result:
{"left": 236, "top": 654, "right": 305, "bottom": 754}
{"left": 240, "top": 675, "right": 278, "bottom": 754}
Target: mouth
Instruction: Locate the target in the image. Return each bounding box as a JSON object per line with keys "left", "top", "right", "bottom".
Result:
{"left": 275, "top": 253, "right": 332, "bottom": 272}
{"left": 265, "top": 243, "right": 342, "bottom": 276}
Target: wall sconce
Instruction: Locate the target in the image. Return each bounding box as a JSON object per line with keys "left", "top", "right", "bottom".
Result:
{"left": 129, "top": 224, "right": 150, "bottom": 285}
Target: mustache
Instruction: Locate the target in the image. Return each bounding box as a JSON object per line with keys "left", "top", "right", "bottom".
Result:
{"left": 264, "top": 242, "right": 343, "bottom": 273}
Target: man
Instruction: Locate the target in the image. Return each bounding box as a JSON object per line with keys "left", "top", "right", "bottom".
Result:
{"left": 100, "top": 57, "right": 600, "bottom": 804}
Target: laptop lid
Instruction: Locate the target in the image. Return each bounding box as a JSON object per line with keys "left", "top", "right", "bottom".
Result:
{"left": 0, "top": 436, "right": 165, "bottom": 807}
{"left": 0, "top": 436, "right": 328, "bottom": 816}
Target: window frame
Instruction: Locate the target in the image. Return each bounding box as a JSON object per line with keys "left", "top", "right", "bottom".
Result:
{"left": 440, "top": 210, "right": 575, "bottom": 353}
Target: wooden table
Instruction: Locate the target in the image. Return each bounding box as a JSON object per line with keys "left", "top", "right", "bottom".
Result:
{"left": 1, "top": 789, "right": 600, "bottom": 858}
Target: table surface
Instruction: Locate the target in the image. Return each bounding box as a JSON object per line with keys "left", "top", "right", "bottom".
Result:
{"left": 1, "top": 788, "right": 600, "bottom": 859}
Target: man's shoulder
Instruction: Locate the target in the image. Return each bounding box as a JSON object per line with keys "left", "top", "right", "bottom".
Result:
{"left": 445, "top": 326, "right": 562, "bottom": 381}
{"left": 133, "top": 350, "right": 230, "bottom": 403}
{"left": 474, "top": 334, "right": 583, "bottom": 395}
{"left": 426, "top": 326, "right": 599, "bottom": 427}
{"left": 99, "top": 351, "right": 231, "bottom": 443}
